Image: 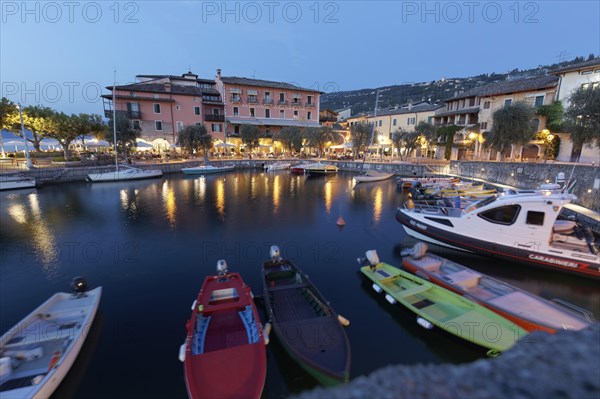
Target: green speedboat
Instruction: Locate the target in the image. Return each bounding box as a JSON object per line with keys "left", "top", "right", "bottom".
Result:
{"left": 359, "top": 250, "right": 528, "bottom": 356}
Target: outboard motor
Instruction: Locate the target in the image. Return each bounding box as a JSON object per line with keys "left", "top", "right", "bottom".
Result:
{"left": 71, "top": 277, "right": 88, "bottom": 294}
{"left": 357, "top": 249, "right": 380, "bottom": 269}
{"left": 216, "top": 260, "right": 228, "bottom": 276}
{"left": 270, "top": 245, "right": 282, "bottom": 262}
{"left": 400, "top": 242, "right": 428, "bottom": 259}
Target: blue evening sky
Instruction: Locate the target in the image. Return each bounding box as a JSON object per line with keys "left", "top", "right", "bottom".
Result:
{"left": 1, "top": 1, "right": 599, "bottom": 114}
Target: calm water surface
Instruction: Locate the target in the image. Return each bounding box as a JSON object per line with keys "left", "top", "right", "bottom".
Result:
{"left": 1, "top": 170, "right": 599, "bottom": 398}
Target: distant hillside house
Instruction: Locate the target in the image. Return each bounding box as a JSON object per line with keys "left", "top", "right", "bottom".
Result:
{"left": 335, "top": 107, "right": 352, "bottom": 121}
{"left": 435, "top": 75, "right": 559, "bottom": 161}
{"left": 550, "top": 59, "right": 600, "bottom": 163}
{"left": 102, "top": 71, "right": 225, "bottom": 144}
{"left": 214, "top": 69, "right": 321, "bottom": 142}
{"left": 319, "top": 108, "right": 338, "bottom": 125}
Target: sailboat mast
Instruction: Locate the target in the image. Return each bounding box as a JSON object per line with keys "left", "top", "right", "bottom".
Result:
{"left": 361, "top": 88, "right": 380, "bottom": 172}
{"left": 113, "top": 70, "right": 119, "bottom": 172}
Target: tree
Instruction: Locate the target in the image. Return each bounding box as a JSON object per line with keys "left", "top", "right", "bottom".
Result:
{"left": 0, "top": 97, "right": 19, "bottom": 132}
{"left": 537, "top": 101, "right": 564, "bottom": 132}
{"left": 44, "top": 111, "right": 78, "bottom": 160}
{"left": 177, "top": 124, "right": 212, "bottom": 155}
{"left": 22, "top": 105, "right": 55, "bottom": 152}
{"left": 564, "top": 86, "right": 600, "bottom": 153}
{"left": 486, "top": 101, "right": 536, "bottom": 160}
{"left": 436, "top": 125, "right": 462, "bottom": 160}
{"left": 71, "top": 113, "right": 105, "bottom": 151}
{"left": 104, "top": 112, "right": 141, "bottom": 157}
{"left": 278, "top": 126, "right": 303, "bottom": 153}
{"left": 240, "top": 124, "right": 261, "bottom": 152}
{"left": 305, "top": 126, "right": 335, "bottom": 157}
{"left": 350, "top": 122, "right": 372, "bottom": 157}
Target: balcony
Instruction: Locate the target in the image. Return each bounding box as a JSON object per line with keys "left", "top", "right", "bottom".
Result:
{"left": 247, "top": 97, "right": 258, "bottom": 104}
{"left": 263, "top": 98, "right": 273, "bottom": 105}
{"left": 205, "top": 114, "right": 225, "bottom": 122}
{"left": 278, "top": 100, "right": 288, "bottom": 106}
{"left": 292, "top": 101, "right": 302, "bottom": 107}
{"left": 231, "top": 97, "right": 241, "bottom": 103}
{"left": 128, "top": 110, "right": 141, "bottom": 119}
{"left": 305, "top": 102, "right": 315, "bottom": 107}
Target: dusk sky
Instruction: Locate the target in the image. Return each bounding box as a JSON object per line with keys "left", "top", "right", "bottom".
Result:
{"left": 1, "top": 1, "right": 599, "bottom": 115}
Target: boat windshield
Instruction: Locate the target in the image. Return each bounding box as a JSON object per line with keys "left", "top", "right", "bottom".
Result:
{"left": 465, "top": 195, "right": 497, "bottom": 212}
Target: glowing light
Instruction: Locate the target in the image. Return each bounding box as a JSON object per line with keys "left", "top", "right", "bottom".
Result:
{"left": 7, "top": 204, "right": 27, "bottom": 224}
{"left": 194, "top": 176, "right": 206, "bottom": 202}
{"left": 373, "top": 186, "right": 383, "bottom": 223}
{"left": 272, "top": 174, "right": 281, "bottom": 213}
{"left": 324, "top": 180, "right": 332, "bottom": 214}
{"left": 216, "top": 178, "right": 225, "bottom": 220}
{"left": 162, "top": 181, "right": 177, "bottom": 228}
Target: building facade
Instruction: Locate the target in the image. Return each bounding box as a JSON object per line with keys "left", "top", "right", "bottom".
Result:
{"left": 102, "top": 72, "right": 225, "bottom": 144}
{"left": 214, "top": 69, "right": 321, "bottom": 140}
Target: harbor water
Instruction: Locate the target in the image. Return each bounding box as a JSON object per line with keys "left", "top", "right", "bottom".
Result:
{"left": 1, "top": 170, "right": 598, "bottom": 398}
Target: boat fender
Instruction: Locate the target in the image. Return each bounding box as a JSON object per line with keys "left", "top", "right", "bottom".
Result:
{"left": 263, "top": 322, "right": 272, "bottom": 345}
{"left": 191, "top": 299, "right": 197, "bottom": 311}
{"left": 6, "top": 347, "right": 44, "bottom": 361}
{"left": 385, "top": 294, "right": 397, "bottom": 305}
{"left": 0, "top": 357, "right": 13, "bottom": 386}
{"left": 372, "top": 284, "right": 383, "bottom": 294}
{"left": 337, "top": 314, "right": 350, "bottom": 327}
{"left": 178, "top": 344, "right": 186, "bottom": 362}
{"left": 416, "top": 317, "right": 434, "bottom": 330}
{"left": 31, "top": 375, "right": 45, "bottom": 385}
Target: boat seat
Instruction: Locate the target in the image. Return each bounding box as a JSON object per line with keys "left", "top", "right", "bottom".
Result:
{"left": 192, "top": 316, "right": 211, "bottom": 355}
{"left": 444, "top": 270, "right": 481, "bottom": 289}
{"left": 397, "top": 285, "right": 430, "bottom": 298}
{"left": 410, "top": 257, "right": 442, "bottom": 273}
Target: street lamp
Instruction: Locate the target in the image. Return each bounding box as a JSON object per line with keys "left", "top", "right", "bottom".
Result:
{"left": 16, "top": 103, "right": 33, "bottom": 169}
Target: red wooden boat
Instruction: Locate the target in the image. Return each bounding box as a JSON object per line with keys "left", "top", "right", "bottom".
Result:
{"left": 401, "top": 242, "right": 595, "bottom": 334}
{"left": 180, "top": 261, "right": 267, "bottom": 399}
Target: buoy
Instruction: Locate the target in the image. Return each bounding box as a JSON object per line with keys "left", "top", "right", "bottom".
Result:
{"left": 372, "top": 284, "right": 383, "bottom": 294}
{"left": 337, "top": 314, "right": 350, "bottom": 327}
{"left": 178, "top": 343, "right": 186, "bottom": 362}
{"left": 336, "top": 216, "right": 346, "bottom": 226}
{"left": 385, "top": 294, "right": 397, "bottom": 305}
{"left": 263, "top": 322, "right": 272, "bottom": 345}
{"left": 416, "top": 317, "right": 434, "bottom": 330}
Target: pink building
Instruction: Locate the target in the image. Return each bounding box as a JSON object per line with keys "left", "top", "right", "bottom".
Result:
{"left": 214, "top": 69, "right": 321, "bottom": 138}
{"left": 102, "top": 72, "right": 225, "bottom": 144}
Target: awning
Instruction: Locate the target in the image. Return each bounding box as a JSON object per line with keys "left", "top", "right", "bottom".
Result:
{"left": 247, "top": 89, "right": 258, "bottom": 95}
{"left": 229, "top": 88, "right": 241, "bottom": 93}
{"left": 226, "top": 117, "right": 320, "bottom": 128}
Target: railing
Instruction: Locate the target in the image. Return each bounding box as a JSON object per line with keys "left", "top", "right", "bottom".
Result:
{"left": 305, "top": 102, "right": 315, "bottom": 107}
{"left": 205, "top": 114, "right": 224, "bottom": 122}
{"left": 292, "top": 101, "right": 302, "bottom": 107}
{"left": 231, "top": 97, "right": 241, "bottom": 103}
{"left": 128, "top": 110, "right": 141, "bottom": 119}
{"left": 278, "top": 100, "right": 288, "bottom": 106}
{"left": 247, "top": 97, "right": 258, "bottom": 104}
{"left": 263, "top": 98, "right": 273, "bottom": 104}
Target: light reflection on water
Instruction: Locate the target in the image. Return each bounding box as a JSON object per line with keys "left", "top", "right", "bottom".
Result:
{"left": 0, "top": 170, "right": 598, "bottom": 398}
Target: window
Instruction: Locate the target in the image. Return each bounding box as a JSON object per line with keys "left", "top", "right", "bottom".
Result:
{"left": 460, "top": 99, "right": 465, "bottom": 108}
{"left": 581, "top": 70, "right": 592, "bottom": 75}
{"left": 279, "top": 93, "right": 285, "bottom": 103}
{"left": 307, "top": 111, "right": 311, "bottom": 120}
{"left": 213, "top": 108, "right": 220, "bottom": 115}
{"left": 504, "top": 99, "right": 512, "bottom": 107}
{"left": 212, "top": 124, "right": 222, "bottom": 132}
{"left": 595, "top": 69, "right": 600, "bottom": 73}
{"left": 130, "top": 92, "right": 136, "bottom": 97}
{"left": 248, "top": 94, "right": 257, "bottom": 103}
{"left": 234, "top": 125, "right": 240, "bottom": 134}
{"left": 293, "top": 110, "right": 299, "bottom": 117}
{"left": 526, "top": 211, "right": 545, "bottom": 226}
{"left": 407, "top": 117, "right": 416, "bottom": 125}
{"left": 250, "top": 108, "right": 255, "bottom": 117}
{"left": 154, "top": 103, "right": 161, "bottom": 114}
{"left": 483, "top": 101, "right": 491, "bottom": 109}
{"left": 469, "top": 98, "right": 475, "bottom": 106}
{"left": 233, "top": 107, "right": 239, "bottom": 116}
{"left": 153, "top": 94, "right": 159, "bottom": 99}
{"left": 480, "top": 122, "right": 488, "bottom": 130}
{"left": 393, "top": 119, "right": 397, "bottom": 126}
{"left": 194, "top": 97, "right": 200, "bottom": 102}
{"left": 378, "top": 120, "right": 382, "bottom": 127}
{"left": 582, "top": 83, "right": 590, "bottom": 90}
{"left": 155, "top": 121, "right": 163, "bottom": 131}
{"left": 307, "top": 95, "right": 313, "bottom": 105}
{"left": 534, "top": 95, "right": 544, "bottom": 107}
{"left": 176, "top": 121, "right": 184, "bottom": 132}
{"left": 264, "top": 91, "right": 271, "bottom": 103}
{"left": 176, "top": 105, "right": 181, "bottom": 111}
{"left": 280, "top": 110, "right": 285, "bottom": 118}
{"left": 194, "top": 106, "right": 200, "bottom": 115}
{"left": 132, "top": 120, "right": 140, "bottom": 130}
{"left": 478, "top": 205, "right": 520, "bottom": 225}
{"left": 448, "top": 103, "right": 453, "bottom": 111}
{"left": 427, "top": 116, "right": 433, "bottom": 124}
{"left": 593, "top": 82, "right": 599, "bottom": 89}
{"left": 265, "top": 109, "right": 270, "bottom": 118}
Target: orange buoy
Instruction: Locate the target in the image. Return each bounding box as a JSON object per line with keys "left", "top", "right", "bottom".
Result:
{"left": 336, "top": 216, "right": 346, "bottom": 226}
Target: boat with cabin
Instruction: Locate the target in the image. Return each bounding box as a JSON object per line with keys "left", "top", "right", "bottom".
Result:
{"left": 181, "top": 164, "right": 235, "bottom": 175}
{"left": 396, "top": 191, "right": 600, "bottom": 279}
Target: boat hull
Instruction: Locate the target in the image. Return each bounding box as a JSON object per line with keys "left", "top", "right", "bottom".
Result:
{"left": 396, "top": 209, "right": 600, "bottom": 279}
{"left": 0, "top": 180, "right": 36, "bottom": 191}
{"left": 0, "top": 287, "right": 102, "bottom": 398}
{"left": 262, "top": 260, "right": 351, "bottom": 385}
{"left": 87, "top": 169, "right": 163, "bottom": 182}
{"left": 181, "top": 165, "right": 235, "bottom": 175}
{"left": 360, "top": 263, "right": 526, "bottom": 353}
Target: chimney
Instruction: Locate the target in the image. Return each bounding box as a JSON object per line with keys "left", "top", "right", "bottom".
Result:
{"left": 216, "top": 68, "right": 222, "bottom": 79}
{"left": 408, "top": 100, "right": 413, "bottom": 111}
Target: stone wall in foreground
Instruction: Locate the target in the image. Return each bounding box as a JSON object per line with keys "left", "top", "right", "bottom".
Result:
{"left": 293, "top": 324, "right": 600, "bottom": 399}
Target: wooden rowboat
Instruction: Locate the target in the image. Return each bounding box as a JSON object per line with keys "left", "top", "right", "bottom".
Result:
{"left": 401, "top": 242, "right": 594, "bottom": 334}
{"left": 358, "top": 250, "right": 528, "bottom": 356}
{"left": 262, "top": 246, "right": 351, "bottom": 385}
{"left": 0, "top": 278, "right": 102, "bottom": 398}
{"left": 180, "top": 261, "right": 267, "bottom": 399}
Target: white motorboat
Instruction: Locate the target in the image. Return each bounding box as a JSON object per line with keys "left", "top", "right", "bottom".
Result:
{"left": 0, "top": 278, "right": 102, "bottom": 398}
{"left": 354, "top": 170, "right": 394, "bottom": 183}
{"left": 396, "top": 191, "right": 600, "bottom": 279}
{"left": 181, "top": 164, "right": 235, "bottom": 175}
{"left": 264, "top": 162, "right": 291, "bottom": 171}
{"left": 87, "top": 165, "right": 163, "bottom": 182}
{"left": 0, "top": 175, "right": 36, "bottom": 191}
